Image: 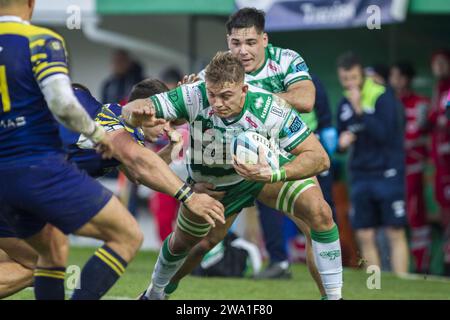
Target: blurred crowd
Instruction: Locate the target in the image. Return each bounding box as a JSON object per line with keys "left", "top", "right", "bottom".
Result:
{"left": 98, "top": 46, "right": 450, "bottom": 278}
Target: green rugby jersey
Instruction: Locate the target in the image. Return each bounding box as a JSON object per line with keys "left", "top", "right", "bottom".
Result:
{"left": 150, "top": 81, "right": 311, "bottom": 187}
{"left": 199, "top": 44, "right": 311, "bottom": 93}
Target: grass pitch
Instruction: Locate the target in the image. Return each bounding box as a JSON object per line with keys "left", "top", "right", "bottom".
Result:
{"left": 7, "top": 247, "right": 450, "bottom": 300}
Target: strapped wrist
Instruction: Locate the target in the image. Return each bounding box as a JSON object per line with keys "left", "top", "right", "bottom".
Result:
{"left": 271, "top": 167, "right": 287, "bottom": 183}
{"left": 87, "top": 123, "right": 105, "bottom": 144}
{"left": 174, "top": 182, "right": 194, "bottom": 203}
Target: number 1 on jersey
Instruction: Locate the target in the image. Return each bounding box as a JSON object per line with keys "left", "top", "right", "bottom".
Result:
{"left": 0, "top": 65, "right": 11, "bottom": 113}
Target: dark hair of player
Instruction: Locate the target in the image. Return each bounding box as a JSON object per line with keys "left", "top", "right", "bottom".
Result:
{"left": 128, "top": 78, "right": 169, "bottom": 102}
{"left": 392, "top": 61, "right": 416, "bottom": 80}
{"left": 226, "top": 7, "right": 266, "bottom": 34}
{"left": 336, "top": 51, "right": 363, "bottom": 70}
{"left": 205, "top": 51, "right": 245, "bottom": 86}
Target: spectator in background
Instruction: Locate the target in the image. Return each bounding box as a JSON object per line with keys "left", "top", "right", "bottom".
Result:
{"left": 429, "top": 50, "right": 450, "bottom": 275}
{"left": 336, "top": 51, "right": 409, "bottom": 275}
{"left": 101, "top": 49, "right": 144, "bottom": 104}
{"left": 390, "top": 61, "right": 431, "bottom": 273}
{"left": 255, "top": 74, "right": 337, "bottom": 282}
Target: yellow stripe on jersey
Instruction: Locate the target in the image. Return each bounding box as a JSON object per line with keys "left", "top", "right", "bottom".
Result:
{"left": 36, "top": 66, "right": 68, "bottom": 82}
{"left": 96, "top": 113, "right": 116, "bottom": 121}
{"left": 31, "top": 53, "right": 48, "bottom": 63}
{"left": 0, "top": 22, "right": 65, "bottom": 42}
{"left": 30, "top": 38, "right": 46, "bottom": 49}
{"left": 33, "top": 61, "right": 66, "bottom": 75}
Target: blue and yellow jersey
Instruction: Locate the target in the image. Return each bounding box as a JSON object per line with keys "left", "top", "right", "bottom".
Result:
{"left": 0, "top": 16, "right": 69, "bottom": 163}
{"left": 59, "top": 87, "right": 145, "bottom": 178}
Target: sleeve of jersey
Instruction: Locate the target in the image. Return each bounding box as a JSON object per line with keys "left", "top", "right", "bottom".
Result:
{"left": 279, "top": 109, "right": 312, "bottom": 152}
{"left": 150, "top": 84, "right": 201, "bottom": 122}
{"left": 30, "top": 33, "right": 69, "bottom": 86}
{"left": 282, "top": 49, "right": 312, "bottom": 88}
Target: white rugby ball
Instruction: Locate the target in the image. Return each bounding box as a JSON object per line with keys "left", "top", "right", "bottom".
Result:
{"left": 230, "top": 131, "right": 279, "bottom": 169}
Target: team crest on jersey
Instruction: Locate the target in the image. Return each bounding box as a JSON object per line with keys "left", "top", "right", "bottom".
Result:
{"left": 169, "top": 90, "right": 180, "bottom": 103}
{"left": 45, "top": 39, "right": 66, "bottom": 62}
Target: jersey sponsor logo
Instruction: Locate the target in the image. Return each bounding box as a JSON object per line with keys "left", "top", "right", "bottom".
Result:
{"left": 295, "top": 61, "right": 308, "bottom": 72}
{"left": 284, "top": 113, "right": 304, "bottom": 137}
{"left": 45, "top": 39, "right": 66, "bottom": 62}
{"left": 0, "top": 116, "right": 26, "bottom": 129}
{"left": 245, "top": 116, "right": 258, "bottom": 128}
{"left": 268, "top": 61, "right": 278, "bottom": 72}
{"left": 270, "top": 106, "right": 284, "bottom": 118}
{"left": 261, "top": 96, "right": 272, "bottom": 120}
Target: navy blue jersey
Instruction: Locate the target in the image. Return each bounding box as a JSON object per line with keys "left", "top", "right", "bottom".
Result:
{"left": 337, "top": 78, "right": 405, "bottom": 180}
{"left": 59, "top": 88, "right": 145, "bottom": 177}
{"left": 0, "top": 17, "right": 69, "bottom": 164}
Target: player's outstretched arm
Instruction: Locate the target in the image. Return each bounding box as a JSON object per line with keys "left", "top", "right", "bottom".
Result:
{"left": 42, "top": 76, "right": 114, "bottom": 158}
{"left": 121, "top": 98, "right": 165, "bottom": 128}
{"left": 111, "top": 130, "right": 225, "bottom": 226}
{"left": 276, "top": 80, "right": 316, "bottom": 113}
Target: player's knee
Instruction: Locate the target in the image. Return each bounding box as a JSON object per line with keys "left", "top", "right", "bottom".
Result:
{"left": 307, "top": 200, "right": 334, "bottom": 231}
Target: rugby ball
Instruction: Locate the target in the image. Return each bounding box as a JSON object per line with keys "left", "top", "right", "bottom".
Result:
{"left": 230, "top": 131, "right": 279, "bottom": 169}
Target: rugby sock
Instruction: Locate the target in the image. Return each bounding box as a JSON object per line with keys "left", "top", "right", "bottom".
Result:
{"left": 311, "top": 224, "right": 343, "bottom": 300}
{"left": 71, "top": 245, "right": 127, "bottom": 300}
{"left": 145, "top": 233, "right": 187, "bottom": 297}
{"left": 34, "top": 267, "right": 66, "bottom": 300}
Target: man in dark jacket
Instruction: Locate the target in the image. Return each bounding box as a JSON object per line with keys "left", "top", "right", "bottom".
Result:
{"left": 336, "top": 52, "right": 409, "bottom": 274}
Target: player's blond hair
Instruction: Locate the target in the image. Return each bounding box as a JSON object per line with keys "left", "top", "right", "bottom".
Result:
{"left": 205, "top": 51, "right": 245, "bottom": 86}
{"left": 0, "top": 0, "right": 28, "bottom": 7}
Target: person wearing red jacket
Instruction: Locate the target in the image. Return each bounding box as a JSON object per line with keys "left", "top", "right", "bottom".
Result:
{"left": 429, "top": 50, "right": 450, "bottom": 275}
{"left": 390, "top": 62, "right": 431, "bottom": 273}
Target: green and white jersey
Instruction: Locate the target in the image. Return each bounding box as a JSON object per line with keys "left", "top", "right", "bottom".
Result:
{"left": 150, "top": 82, "right": 311, "bottom": 187}
{"left": 199, "top": 43, "right": 311, "bottom": 94}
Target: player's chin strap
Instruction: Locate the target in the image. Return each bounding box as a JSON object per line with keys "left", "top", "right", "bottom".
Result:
{"left": 270, "top": 167, "right": 287, "bottom": 183}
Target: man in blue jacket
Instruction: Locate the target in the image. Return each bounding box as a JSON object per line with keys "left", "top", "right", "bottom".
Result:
{"left": 336, "top": 52, "right": 409, "bottom": 274}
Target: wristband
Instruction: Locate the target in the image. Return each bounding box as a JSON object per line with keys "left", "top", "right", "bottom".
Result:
{"left": 270, "top": 167, "right": 287, "bottom": 183}
{"left": 174, "top": 182, "right": 194, "bottom": 203}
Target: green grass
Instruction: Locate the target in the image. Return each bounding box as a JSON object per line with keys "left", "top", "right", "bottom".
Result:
{"left": 7, "top": 247, "right": 450, "bottom": 300}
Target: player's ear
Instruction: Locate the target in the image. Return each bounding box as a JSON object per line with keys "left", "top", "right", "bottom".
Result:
{"left": 226, "top": 34, "right": 232, "bottom": 48}
{"left": 242, "top": 84, "right": 249, "bottom": 94}
{"left": 262, "top": 32, "right": 269, "bottom": 47}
